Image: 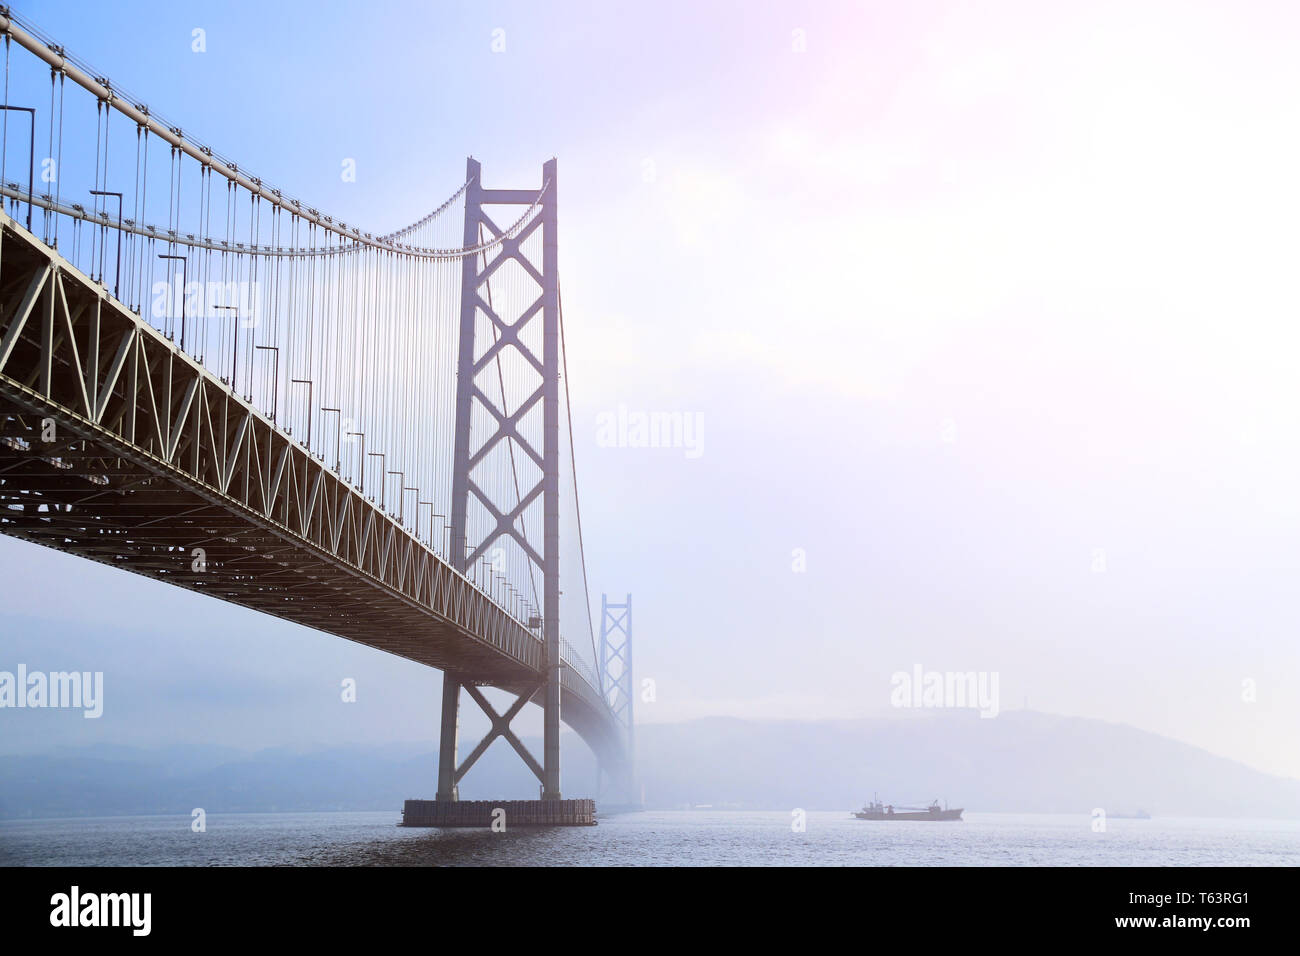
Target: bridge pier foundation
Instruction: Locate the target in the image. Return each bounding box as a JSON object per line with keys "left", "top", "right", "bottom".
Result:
{"left": 414, "top": 675, "right": 595, "bottom": 827}
{"left": 401, "top": 799, "right": 595, "bottom": 828}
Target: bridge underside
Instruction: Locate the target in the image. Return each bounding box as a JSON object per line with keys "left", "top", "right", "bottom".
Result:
{"left": 0, "top": 213, "right": 625, "bottom": 770}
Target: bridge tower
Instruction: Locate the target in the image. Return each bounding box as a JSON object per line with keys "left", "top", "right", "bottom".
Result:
{"left": 598, "top": 593, "right": 637, "bottom": 804}
{"left": 439, "top": 157, "right": 564, "bottom": 802}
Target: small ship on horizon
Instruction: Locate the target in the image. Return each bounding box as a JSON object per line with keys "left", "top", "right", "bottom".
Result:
{"left": 854, "top": 795, "right": 963, "bottom": 821}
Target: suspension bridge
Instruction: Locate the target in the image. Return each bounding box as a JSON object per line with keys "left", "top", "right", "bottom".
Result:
{"left": 0, "top": 8, "right": 635, "bottom": 821}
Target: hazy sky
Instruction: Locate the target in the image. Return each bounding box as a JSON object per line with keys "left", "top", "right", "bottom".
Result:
{"left": 3, "top": 0, "right": 1299, "bottom": 781}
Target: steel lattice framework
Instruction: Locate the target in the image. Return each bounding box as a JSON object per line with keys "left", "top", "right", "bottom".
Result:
{"left": 599, "top": 593, "right": 636, "bottom": 801}
{"left": 440, "top": 158, "right": 568, "bottom": 800}
{"left": 601, "top": 593, "right": 634, "bottom": 743}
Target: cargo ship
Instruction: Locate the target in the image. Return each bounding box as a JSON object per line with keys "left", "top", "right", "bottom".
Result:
{"left": 854, "top": 795, "right": 963, "bottom": 821}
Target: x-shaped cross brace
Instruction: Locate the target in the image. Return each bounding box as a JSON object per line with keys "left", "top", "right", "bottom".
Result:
{"left": 454, "top": 680, "right": 545, "bottom": 785}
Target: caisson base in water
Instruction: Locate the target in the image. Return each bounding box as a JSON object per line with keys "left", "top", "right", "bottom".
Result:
{"left": 401, "top": 799, "right": 597, "bottom": 827}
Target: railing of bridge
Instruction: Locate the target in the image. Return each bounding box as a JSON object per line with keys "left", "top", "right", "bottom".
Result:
{"left": 0, "top": 6, "right": 604, "bottom": 695}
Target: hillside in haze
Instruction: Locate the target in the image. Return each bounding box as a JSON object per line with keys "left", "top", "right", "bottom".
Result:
{"left": 637, "top": 711, "right": 1300, "bottom": 818}
{"left": 2, "top": 711, "right": 1296, "bottom": 819}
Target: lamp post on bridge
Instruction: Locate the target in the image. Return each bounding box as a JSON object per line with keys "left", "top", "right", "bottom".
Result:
{"left": 87, "top": 189, "right": 122, "bottom": 300}
{"left": 401, "top": 485, "right": 417, "bottom": 528}
{"left": 416, "top": 501, "right": 443, "bottom": 553}
{"left": 0, "top": 104, "right": 36, "bottom": 233}
{"left": 367, "top": 451, "right": 385, "bottom": 508}
{"left": 321, "top": 407, "right": 342, "bottom": 471}
{"left": 385, "top": 470, "right": 407, "bottom": 521}
{"left": 345, "top": 431, "right": 365, "bottom": 490}
{"left": 211, "top": 304, "right": 241, "bottom": 393}
{"left": 254, "top": 345, "right": 279, "bottom": 421}
{"left": 157, "top": 253, "right": 187, "bottom": 350}
{"left": 289, "top": 379, "right": 313, "bottom": 449}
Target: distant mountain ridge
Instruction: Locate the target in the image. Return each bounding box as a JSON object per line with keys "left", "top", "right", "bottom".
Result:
{"left": 637, "top": 711, "right": 1300, "bottom": 818}
{"left": 1, "top": 710, "right": 1296, "bottom": 819}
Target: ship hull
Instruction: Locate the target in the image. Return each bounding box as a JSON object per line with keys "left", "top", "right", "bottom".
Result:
{"left": 854, "top": 808, "right": 963, "bottom": 821}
